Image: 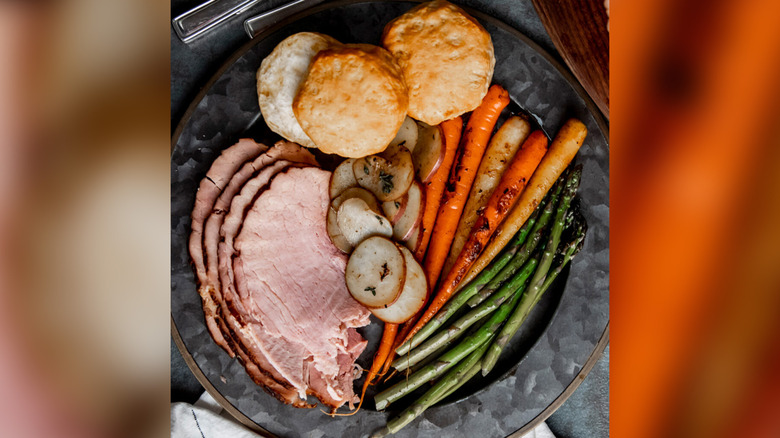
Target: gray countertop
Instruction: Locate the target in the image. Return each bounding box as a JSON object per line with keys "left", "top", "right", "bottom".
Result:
{"left": 170, "top": 1, "right": 608, "bottom": 437}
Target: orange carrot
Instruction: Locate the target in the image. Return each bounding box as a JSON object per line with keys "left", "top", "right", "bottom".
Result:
{"left": 422, "top": 85, "right": 510, "bottom": 289}
{"left": 404, "top": 85, "right": 510, "bottom": 346}
{"left": 368, "top": 323, "right": 397, "bottom": 384}
{"left": 414, "top": 117, "right": 463, "bottom": 261}
{"left": 426, "top": 130, "right": 548, "bottom": 315}
{"left": 459, "top": 119, "right": 587, "bottom": 288}
{"left": 333, "top": 322, "right": 397, "bottom": 416}
{"left": 379, "top": 315, "right": 418, "bottom": 380}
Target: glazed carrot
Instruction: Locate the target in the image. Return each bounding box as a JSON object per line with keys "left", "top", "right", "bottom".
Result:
{"left": 379, "top": 314, "right": 419, "bottom": 380}
{"left": 428, "top": 130, "right": 548, "bottom": 310}
{"left": 459, "top": 118, "right": 587, "bottom": 288}
{"left": 414, "top": 117, "right": 463, "bottom": 261}
{"left": 442, "top": 115, "right": 531, "bottom": 277}
{"left": 369, "top": 323, "right": 398, "bottom": 385}
{"left": 333, "top": 322, "right": 397, "bottom": 416}
{"left": 422, "top": 85, "right": 510, "bottom": 291}
{"left": 398, "top": 85, "right": 509, "bottom": 347}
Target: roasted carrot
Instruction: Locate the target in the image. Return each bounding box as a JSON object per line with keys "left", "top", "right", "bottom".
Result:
{"left": 332, "top": 322, "right": 397, "bottom": 416}
{"left": 414, "top": 117, "right": 463, "bottom": 261}
{"left": 442, "top": 115, "right": 531, "bottom": 277}
{"left": 369, "top": 323, "right": 398, "bottom": 384}
{"left": 401, "top": 130, "right": 547, "bottom": 346}
{"left": 379, "top": 313, "right": 419, "bottom": 380}
{"left": 437, "top": 132, "right": 547, "bottom": 297}
{"left": 459, "top": 118, "right": 587, "bottom": 288}
{"left": 395, "top": 85, "right": 509, "bottom": 347}
{"left": 422, "top": 84, "right": 510, "bottom": 291}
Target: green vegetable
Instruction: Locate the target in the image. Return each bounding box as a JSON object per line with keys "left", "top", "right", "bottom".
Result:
{"left": 481, "top": 165, "right": 582, "bottom": 375}
{"left": 372, "top": 340, "right": 493, "bottom": 437}
{"left": 430, "top": 357, "right": 482, "bottom": 406}
{"left": 374, "top": 272, "right": 527, "bottom": 411}
{"left": 393, "top": 189, "right": 554, "bottom": 357}
{"left": 391, "top": 255, "right": 538, "bottom": 372}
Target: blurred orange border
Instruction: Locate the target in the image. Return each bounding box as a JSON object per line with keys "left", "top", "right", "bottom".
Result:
{"left": 612, "top": 0, "right": 780, "bottom": 437}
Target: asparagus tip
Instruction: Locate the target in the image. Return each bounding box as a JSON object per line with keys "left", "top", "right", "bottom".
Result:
{"left": 370, "top": 427, "right": 391, "bottom": 438}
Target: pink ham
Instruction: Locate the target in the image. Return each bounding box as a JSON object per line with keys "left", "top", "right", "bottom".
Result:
{"left": 189, "top": 139, "right": 266, "bottom": 355}
{"left": 191, "top": 139, "right": 316, "bottom": 357}
{"left": 232, "top": 167, "right": 370, "bottom": 411}
{"left": 189, "top": 140, "right": 370, "bottom": 411}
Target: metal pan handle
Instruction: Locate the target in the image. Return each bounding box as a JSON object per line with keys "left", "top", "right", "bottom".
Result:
{"left": 173, "top": 0, "right": 263, "bottom": 43}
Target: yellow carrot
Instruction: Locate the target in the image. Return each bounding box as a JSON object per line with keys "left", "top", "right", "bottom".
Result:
{"left": 459, "top": 118, "right": 587, "bottom": 288}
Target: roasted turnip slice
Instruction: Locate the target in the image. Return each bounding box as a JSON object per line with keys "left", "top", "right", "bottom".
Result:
{"left": 389, "top": 116, "right": 419, "bottom": 151}
{"left": 337, "top": 198, "right": 393, "bottom": 247}
{"left": 413, "top": 122, "right": 445, "bottom": 183}
{"left": 329, "top": 158, "right": 358, "bottom": 199}
{"left": 346, "top": 236, "right": 406, "bottom": 309}
{"left": 404, "top": 224, "right": 422, "bottom": 254}
{"left": 332, "top": 187, "right": 382, "bottom": 214}
{"left": 393, "top": 180, "right": 424, "bottom": 241}
{"left": 382, "top": 194, "right": 408, "bottom": 225}
{"left": 327, "top": 187, "right": 384, "bottom": 253}
{"left": 353, "top": 144, "right": 414, "bottom": 202}
{"left": 371, "top": 246, "right": 428, "bottom": 322}
{"left": 327, "top": 206, "right": 353, "bottom": 254}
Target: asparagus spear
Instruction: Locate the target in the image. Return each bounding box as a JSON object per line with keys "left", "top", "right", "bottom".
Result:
{"left": 480, "top": 220, "right": 585, "bottom": 379}
{"left": 464, "top": 176, "right": 565, "bottom": 308}
{"left": 372, "top": 341, "right": 494, "bottom": 437}
{"left": 395, "top": 180, "right": 563, "bottom": 359}
{"left": 394, "top": 201, "right": 545, "bottom": 357}
{"left": 481, "top": 166, "right": 582, "bottom": 375}
{"left": 391, "top": 256, "right": 538, "bottom": 371}
{"left": 531, "top": 219, "right": 586, "bottom": 311}
{"left": 430, "top": 356, "right": 482, "bottom": 406}
{"left": 374, "top": 274, "right": 527, "bottom": 411}
{"left": 402, "top": 312, "right": 491, "bottom": 376}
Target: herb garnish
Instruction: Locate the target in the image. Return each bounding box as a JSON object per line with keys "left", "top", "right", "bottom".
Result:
{"left": 363, "top": 164, "right": 370, "bottom": 175}
{"left": 379, "top": 170, "right": 394, "bottom": 194}
{"left": 365, "top": 286, "right": 377, "bottom": 296}
{"left": 380, "top": 262, "right": 389, "bottom": 280}
{"left": 375, "top": 215, "right": 384, "bottom": 224}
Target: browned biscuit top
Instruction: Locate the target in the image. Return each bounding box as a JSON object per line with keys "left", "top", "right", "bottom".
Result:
{"left": 293, "top": 44, "right": 408, "bottom": 158}
{"left": 382, "top": 0, "right": 495, "bottom": 125}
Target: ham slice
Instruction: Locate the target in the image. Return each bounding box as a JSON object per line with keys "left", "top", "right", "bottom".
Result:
{"left": 189, "top": 139, "right": 266, "bottom": 355}
{"left": 191, "top": 139, "right": 316, "bottom": 356}
{"left": 233, "top": 167, "right": 370, "bottom": 410}
{"left": 189, "top": 140, "right": 369, "bottom": 411}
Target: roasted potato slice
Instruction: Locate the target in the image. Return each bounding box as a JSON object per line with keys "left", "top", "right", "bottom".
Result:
{"left": 346, "top": 236, "right": 406, "bottom": 308}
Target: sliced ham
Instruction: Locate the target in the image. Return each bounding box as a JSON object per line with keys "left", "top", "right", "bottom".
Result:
{"left": 191, "top": 139, "right": 315, "bottom": 357}
{"left": 189, "top": 140, "right": 370, "bottom": 411}
{"left": 205, "top": 140, "right": 318, "bottom": 287}
{"left": 189, "top": 139, "right": 266, "bottom": 355}
{"left": 217, "top": 240, "right": 312, "bottom": 408}
{"left": 233, "top": 167, "right": 370, "bottom": 410}
{"left": 206, "top": 138, "right": 268, "bottom": 190}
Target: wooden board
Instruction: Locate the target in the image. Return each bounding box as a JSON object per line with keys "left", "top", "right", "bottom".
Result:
{"left": 532, "top": 0, "right": 610, "bottom": 119}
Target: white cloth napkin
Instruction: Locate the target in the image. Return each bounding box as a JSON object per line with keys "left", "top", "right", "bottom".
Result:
{"left": 171, "top": 391, "right": 556, "bottom": 437}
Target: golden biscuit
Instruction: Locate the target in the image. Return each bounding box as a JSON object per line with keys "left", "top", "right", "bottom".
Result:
{"left": 382, "top": 0, "right": 495, "bottom": 125}
{"left": 293, "top": 44, "right": 409, "bottom": 158}
{"left": 257, "top": 32, "right": 340, "bottom": 148}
